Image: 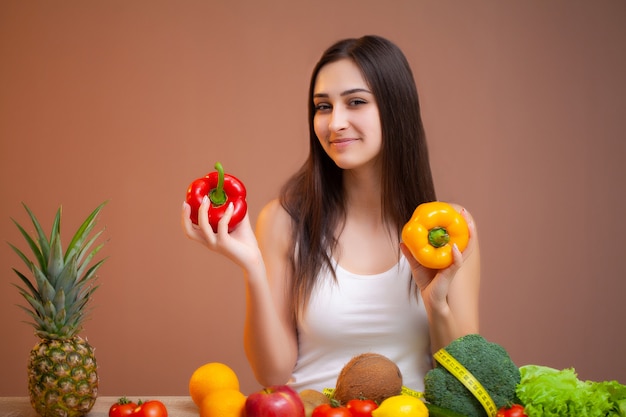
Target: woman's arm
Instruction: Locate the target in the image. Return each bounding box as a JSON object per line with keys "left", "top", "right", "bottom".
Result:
{"left": 400, "top": 205, "right": 480, "bottom": 352}
{"left": 181, "top": 198, "right": 298, "bottom": 386}
{"left": 245, "top": 199, "right": 299, "bottom": 386}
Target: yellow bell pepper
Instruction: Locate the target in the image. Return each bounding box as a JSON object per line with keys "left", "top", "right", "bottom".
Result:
{"left": 402, "top": 201, "right": 469, "bottom": 269}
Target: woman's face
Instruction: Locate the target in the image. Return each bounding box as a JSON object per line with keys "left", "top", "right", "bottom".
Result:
{"left": 312, "top": 59, "right": 382, "bottom": 172}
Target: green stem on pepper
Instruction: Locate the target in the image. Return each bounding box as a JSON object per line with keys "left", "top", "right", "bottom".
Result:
{"left": 428, "top": 226, "right": 450, "bottom": 248}
{"left": 209, "top": 162, "right": 228, "bottom": 206}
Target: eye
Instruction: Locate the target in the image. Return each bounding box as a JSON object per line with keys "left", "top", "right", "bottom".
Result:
{"left": 348, "top": 98, "right": 367, "bottom": 107}
{"left": 314, "top": 102, "right": 332, "bottom": 113}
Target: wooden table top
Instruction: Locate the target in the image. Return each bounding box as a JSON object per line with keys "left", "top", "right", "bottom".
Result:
{"left": 0, "top": 396, "right": 198, "bottom": 417}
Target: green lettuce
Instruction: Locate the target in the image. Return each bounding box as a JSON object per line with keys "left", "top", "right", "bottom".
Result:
{"left": 516, "top": 365, "right": 626, "bottom": 417}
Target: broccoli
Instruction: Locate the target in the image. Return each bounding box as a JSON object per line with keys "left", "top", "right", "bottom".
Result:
{"left": 424, "top": 334, "right": 521, "bottom": 417}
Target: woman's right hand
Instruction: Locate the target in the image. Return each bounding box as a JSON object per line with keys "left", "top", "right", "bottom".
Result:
{"left": 181, "top": 197, "right": 262, "bottom": 269}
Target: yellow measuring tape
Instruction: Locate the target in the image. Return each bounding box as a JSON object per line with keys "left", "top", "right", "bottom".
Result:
{"left": 433, "top": 349, "right": 497, "bottom": 417}
{"left": 323, "top": 386, "right": 423, "bottom": 399}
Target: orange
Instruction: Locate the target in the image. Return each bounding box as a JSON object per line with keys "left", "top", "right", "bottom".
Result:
{"left": 189, "top": 362, "right": 240, "bottom": 406}
{"left": 199, "top": 388, "right": 246, "bottom": 417}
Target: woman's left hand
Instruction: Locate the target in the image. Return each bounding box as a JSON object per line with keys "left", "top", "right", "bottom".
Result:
{"left": 400, "top": 205, "right": 478, "bottom": 309}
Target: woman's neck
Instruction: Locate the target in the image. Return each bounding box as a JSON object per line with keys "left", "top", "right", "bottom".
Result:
{"left": 342, "top": 166, "right": 384, "bottom": 220}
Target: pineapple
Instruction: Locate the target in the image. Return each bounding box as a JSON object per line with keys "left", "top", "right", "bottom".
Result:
{"left": 9, "top": 202, "right": 107, "bottom": 417}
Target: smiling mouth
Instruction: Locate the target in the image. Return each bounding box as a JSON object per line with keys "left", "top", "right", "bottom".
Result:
{"left": 330, "top": 138, "right": 357, "bottom": 144}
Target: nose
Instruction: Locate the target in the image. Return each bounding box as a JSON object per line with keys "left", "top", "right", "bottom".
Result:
{"left": 328, "top": 106, "right": 349, "bottom": 132}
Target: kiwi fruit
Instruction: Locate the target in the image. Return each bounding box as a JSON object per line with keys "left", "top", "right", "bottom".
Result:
{"left": 299, "top": 389, "right": 331, "bottom": 417}
{"left": 333, "top": 352, "right": 403, "bottom": 405}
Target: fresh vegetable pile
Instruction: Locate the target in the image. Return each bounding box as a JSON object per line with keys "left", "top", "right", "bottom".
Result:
{"left": 423, "top": 334, "right": 626, "bottom": 417}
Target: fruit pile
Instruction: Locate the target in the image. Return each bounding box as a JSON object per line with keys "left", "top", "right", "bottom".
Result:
{"left": 188, "top": 335, "right": 626, "bottom": 417}
{"left": 187, "top": 356, "right": 431, "bottom": 417}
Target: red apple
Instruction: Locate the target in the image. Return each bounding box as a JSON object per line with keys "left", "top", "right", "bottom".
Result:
{"left": 244, "top": 385, "right": 305, "bottom": 417}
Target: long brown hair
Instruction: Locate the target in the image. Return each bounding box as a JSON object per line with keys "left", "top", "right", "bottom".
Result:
{"left": 279, "top": 35, "right": 436, "bottom": 321}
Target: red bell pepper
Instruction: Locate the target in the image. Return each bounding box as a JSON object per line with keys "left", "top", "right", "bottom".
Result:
{"left": 186, "top": 162, "right": 247, "bottom": 232}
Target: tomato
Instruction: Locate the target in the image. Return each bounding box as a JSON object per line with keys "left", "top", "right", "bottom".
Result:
{"left": 133, "top": 400, "right": 168, "bottom": 417}
{"left": 109, "top": 397, "right": 138, "bottom": 417}
{"left": 312, "top": 403, "right": 353, "bottom": 417}
{"left": 496, "top": 404, "right": 528, "bottom": 417}
{"left": 346, "top": 399, "right": 378, "bottom": 417}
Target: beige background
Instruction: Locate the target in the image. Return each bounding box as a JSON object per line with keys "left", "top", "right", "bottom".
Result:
{"left": 1, "top": 1, "right": 625, "bottom": 397}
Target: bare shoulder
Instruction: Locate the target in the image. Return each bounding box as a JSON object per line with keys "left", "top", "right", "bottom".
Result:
{"left": 256, "top": 198, "right": 293, "bottom": 253}
{"left": 257, "top": 199, "right": 292, "bottom": 234}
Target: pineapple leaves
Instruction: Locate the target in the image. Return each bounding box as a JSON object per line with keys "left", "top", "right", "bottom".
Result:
{"left": 11, "top": 268, "right": 39, "bottom": 300}
{"left": 8, "top": 202, "right": 108, "bottom": 339}
{"left": 47, "top": 228, "right": 64, "bottom": 287}
{"left": 13, "top": 284, "right": 45, "bottom": 318}
{"left": 52, "top": 288, "right": 66, "bottom": 317}
{"left": 55, "top": 256, "right": 78, "bottom": 303}
{"left": 65, "top": 201, "right": 107, "bottom": 264}
{"left": 43, "top": 300, "right": 56, "bottom": 319}
{"left": 76, "top": 234, "right": 106, "bottom": 280}
{"left": 77, "top": 243, "right": 107, "bottom": 282}
{"left": 16, "top": 304, "right": 48, "bottom": 331}
{"left": 34, "top": 264, "right": 56, "bottom": 302}
{"left": 20, "top": 203, "right": 55, "bottom": 269}
{"left": 8, "top": 224, "right": 45, "bottom": 272}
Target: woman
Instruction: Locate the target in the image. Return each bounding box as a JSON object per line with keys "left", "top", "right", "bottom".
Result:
{"left": 182, "top": 35, "right": 480, "bottom": 393}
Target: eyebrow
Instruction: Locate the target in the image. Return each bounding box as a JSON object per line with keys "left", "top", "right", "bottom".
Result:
{"left": 313, "top": 88, "right": 372, "bottom": 98}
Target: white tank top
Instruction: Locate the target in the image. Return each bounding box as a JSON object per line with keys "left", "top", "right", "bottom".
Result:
{"left": 289, "top": 257, "right": 432, "bottom": 393}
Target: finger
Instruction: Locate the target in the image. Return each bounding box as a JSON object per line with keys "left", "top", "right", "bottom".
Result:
{"left": 452, "top": 206, "right": 477, "bottom": 261}
{"left": 197, "top": 196, "right": 217, "bottom": 240}
{"left": 459, "top": 206, "right": 477, "bottom": 240}
{"left": 400, "top": 242, "right": 436, "bottom": 290}
{"left": 181, "top": 201, "right": 197, "bottom": 236}
{"left": 399, "top": 242, "right": 420, "bottom": 270}
{"left": 217, "top": 202, "right": 235, "bottom": 235}
{"left": 228, "top": 210, "right": 254, "bottom": 241}
{"left": 436, "top": 244, "right": 463, "bottom": 277}
{"left": 450, "top": 243, "right": 464, "bottom": 271}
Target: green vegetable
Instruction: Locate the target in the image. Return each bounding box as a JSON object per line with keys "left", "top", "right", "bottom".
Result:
{"left": 424, "top": 334, "right": 520, "bottom": 417}
{"left": 516, "top": 365, "right": 626, "bottom": 417}
{"left": 425, "top": 403, "right": 470, "bottom": 417}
